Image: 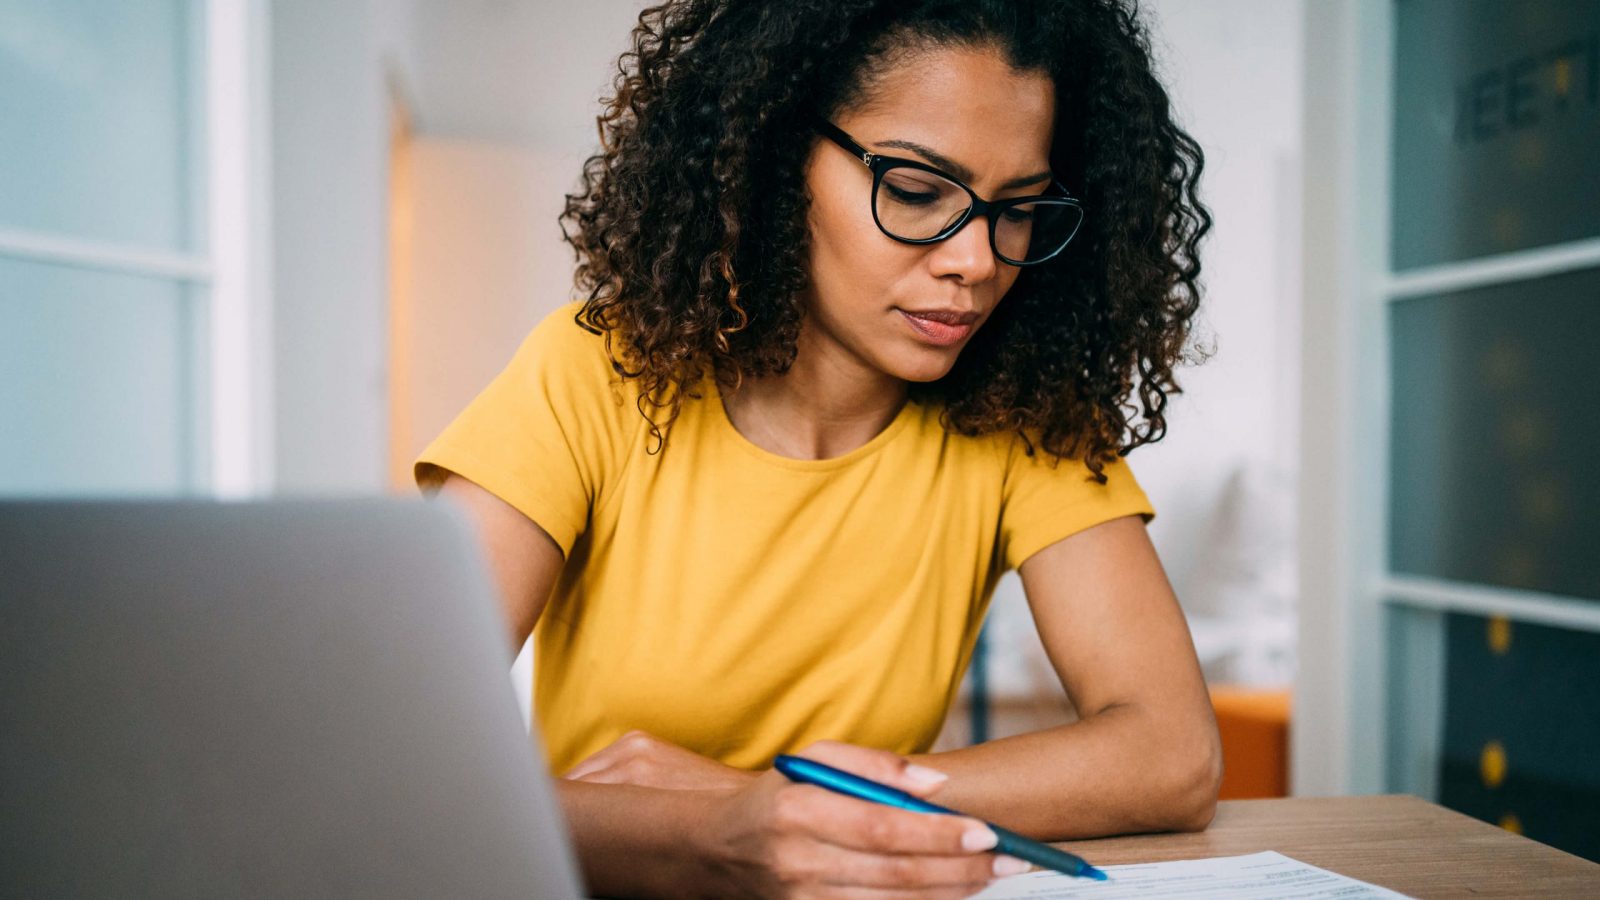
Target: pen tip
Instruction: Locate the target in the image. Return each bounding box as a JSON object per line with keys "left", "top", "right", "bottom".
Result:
{"left": 1083, "top": 865, "right": 1109, "bottom": 881}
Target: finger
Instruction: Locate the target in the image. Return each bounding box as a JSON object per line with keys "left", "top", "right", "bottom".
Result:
{"left": 563, "top": 729, "right": 672, "bottom": 781}
{"left": 800, "top": 889, "right": 984, "bottom": 900}
{"left": 775, "top": 785, "right": 998, "bottom": 857}
{"left": 795, "top": 741, "right": 952, "bottom": 797}
{"left": 767, "top": 834, "right": 998, "bottom": 899}
{"left": 804, "top": 883, "right": 990, "bottom": 900}
{"left": 566, "top": 761, "right": 632, "bottom": 785}
{"left": 561, "top": 747, "right": 623, "bottom": 781}
{"left": 813, "top": 844, "right": 1014, "bottom": 891}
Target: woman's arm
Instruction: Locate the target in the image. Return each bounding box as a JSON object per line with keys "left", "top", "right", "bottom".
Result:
{"left": 436, "top": 473, "right": 565, "bottom": 651}
{"left": 908, "top": 514, "right": 1223, "bottom": 840}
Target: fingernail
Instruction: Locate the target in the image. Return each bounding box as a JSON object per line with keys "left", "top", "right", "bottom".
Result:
{"left": 992, "top": 855, "right": 1031, "bottom": 877}
{"left": 962, "top": 827, "right": 999, "bottom": 852}
{"left": 904, "top": 764, "right": 949, "bottom": 786}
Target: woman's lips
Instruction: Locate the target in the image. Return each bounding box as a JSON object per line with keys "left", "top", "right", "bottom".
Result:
{"left": 898, "top": 309, "right": 974, "bottom": 346}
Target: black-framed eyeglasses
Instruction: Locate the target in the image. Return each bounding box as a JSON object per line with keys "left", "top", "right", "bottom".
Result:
{"left": 813, "top": 118, "right": 1085, "bottom": 267}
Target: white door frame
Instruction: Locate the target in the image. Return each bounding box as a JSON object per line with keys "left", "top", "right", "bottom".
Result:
{"left": 205, "top": 0, "right": 275, "bottom": 498}
{"left": 1295, "top": 0, "right": 1394, "bottom": 797}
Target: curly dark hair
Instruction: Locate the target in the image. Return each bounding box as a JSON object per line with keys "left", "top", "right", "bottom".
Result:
{"left": 559, "top": 0, "right": 1211, "bottom": 483}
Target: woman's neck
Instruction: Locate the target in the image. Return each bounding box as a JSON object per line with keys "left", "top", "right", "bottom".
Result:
{"left": 719, "top": 325, "right": 908, "bottom": 461}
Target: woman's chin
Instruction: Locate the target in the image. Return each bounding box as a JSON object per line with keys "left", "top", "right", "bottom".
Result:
{"left": 884, "top": 349, "right": 961, "bottom": 384}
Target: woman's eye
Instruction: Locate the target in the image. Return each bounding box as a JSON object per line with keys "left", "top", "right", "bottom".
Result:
{"left": 1001, "top": 207, "right": 1035, "bottom": 223}
{"left": 883, "top": 182, "right": 939, "bottom": 205}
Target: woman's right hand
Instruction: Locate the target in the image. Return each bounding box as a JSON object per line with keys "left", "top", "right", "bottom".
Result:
{"left": 692, "top": 741, "right": 1029, "bottom": 898}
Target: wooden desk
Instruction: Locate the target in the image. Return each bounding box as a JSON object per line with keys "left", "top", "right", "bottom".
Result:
{"left": 1052, "top": 795, "right": 1600, "bottom": 898}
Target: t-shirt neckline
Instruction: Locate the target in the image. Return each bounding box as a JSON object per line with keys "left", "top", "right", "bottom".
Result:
{"left": 710, "top": 376, "right": 918, "bottom": 471}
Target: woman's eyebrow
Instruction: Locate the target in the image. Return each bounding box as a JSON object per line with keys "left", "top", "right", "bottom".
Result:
{"left": 873, "top": 138, "right": 1052, "bottom": 190}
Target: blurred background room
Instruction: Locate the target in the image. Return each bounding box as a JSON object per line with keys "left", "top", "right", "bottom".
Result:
{"left": 2, "top": 0, "right": 1595, "bottom": 863}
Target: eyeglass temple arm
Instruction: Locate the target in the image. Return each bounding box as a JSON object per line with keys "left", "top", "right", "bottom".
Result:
{"left": 812, "top": 117, "right": 876, "bottom": 167}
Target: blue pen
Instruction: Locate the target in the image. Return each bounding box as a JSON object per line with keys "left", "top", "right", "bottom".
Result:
{"left": 773, "top": 754, "right": 1108, "bottom": 881}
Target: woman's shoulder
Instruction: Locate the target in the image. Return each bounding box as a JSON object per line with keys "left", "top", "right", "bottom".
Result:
{"left": 464, "top": 302, "right": 646, "bottom": 455}
{"left": 519, "top": 300, "right": 619, "bottom": 374}
{"left": 510, "top": 301, "right": 640, "bottom": 395}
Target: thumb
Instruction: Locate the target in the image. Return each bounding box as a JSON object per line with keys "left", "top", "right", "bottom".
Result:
{"left": 793, "top": 740, "right": 951, "bottom": 797}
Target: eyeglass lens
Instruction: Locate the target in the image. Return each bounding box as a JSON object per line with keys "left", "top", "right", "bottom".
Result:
{"left": 875, "top": 167, "right": 1082, "bottom": 263}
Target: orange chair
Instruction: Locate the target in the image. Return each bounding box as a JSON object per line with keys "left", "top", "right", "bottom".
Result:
{"left": 1209, "top": 686, "right": 1291, "bottom": 799}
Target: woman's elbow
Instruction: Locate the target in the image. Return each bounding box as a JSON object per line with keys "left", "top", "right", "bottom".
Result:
{"left": 1166, "top": 727, "right": 1224, "bottom": 832}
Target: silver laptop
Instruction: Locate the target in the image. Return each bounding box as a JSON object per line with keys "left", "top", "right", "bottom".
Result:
{"left": 0, "top": 498, "right": 585, "bottom": 899}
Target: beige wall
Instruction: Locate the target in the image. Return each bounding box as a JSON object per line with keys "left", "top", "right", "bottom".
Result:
{"left": 392, "top": 137, "right": 581, "bottom": 484}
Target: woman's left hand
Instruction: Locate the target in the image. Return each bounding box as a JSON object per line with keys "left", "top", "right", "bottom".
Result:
{"left": 561, "top": 730, "right": 760, "bottom": 792}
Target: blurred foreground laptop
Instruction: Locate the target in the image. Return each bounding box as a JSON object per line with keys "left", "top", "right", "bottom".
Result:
{"left": 0, "top": 498, "right": 585, "bottom": 899}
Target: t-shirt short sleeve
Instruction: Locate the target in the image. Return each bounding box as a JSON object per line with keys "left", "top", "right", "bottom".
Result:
{"left": 998, "top": 440, "right": 1156, "bottom": 571}
{"left": 413, "top": 302, "right": 639, "bottom": 556}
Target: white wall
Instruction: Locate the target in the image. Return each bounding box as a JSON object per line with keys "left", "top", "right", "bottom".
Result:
{"left": 270, "top": 0, "right": 398, "bottom": 494}
{"left": 1126, "top": 0, "right": 1305, "bottom": 681}
{"left": 404, "top": 0, "right": 638, "bottom": 153}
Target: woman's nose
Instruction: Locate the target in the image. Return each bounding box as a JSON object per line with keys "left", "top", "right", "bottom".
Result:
{"left": 928, "top": 213, "right": 999, "bottom": 284}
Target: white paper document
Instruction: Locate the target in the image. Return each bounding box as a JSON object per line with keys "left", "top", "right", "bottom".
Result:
{"left": 972, "top": 850, "right": 1414, "bottom": 899}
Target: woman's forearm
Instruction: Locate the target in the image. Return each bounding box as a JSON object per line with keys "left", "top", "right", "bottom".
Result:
{"left": 556, "top": 780, "right": 726, "bottom": 897}
{"left": 548, "top": 704, "right": 1220, "bottom": 892}
{"left": 908, "top": 702, "right": 1222, "bottom": 841}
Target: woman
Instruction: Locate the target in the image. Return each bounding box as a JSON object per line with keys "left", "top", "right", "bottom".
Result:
{"left": 417, "top": 0, "right": 1219, "bottom": 895}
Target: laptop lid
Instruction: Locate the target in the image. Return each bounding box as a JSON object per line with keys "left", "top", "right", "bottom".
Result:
{"left": 0, "top": 498, "right": 584, "bottom": 899}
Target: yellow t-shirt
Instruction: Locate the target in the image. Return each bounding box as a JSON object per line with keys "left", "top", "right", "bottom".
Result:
{"left": 416, "top": 302, "right": 1154, "bottom": 773}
